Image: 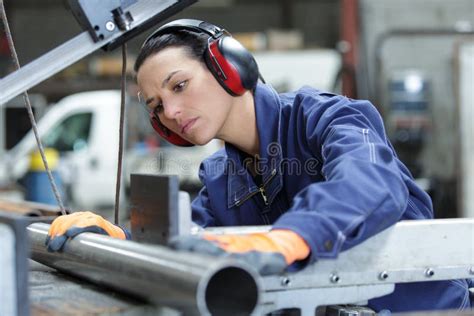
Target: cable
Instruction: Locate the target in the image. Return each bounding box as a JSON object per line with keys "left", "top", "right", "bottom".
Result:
{"left": 0, "top": 0, "right": 67, "bottom": 215}
{"left": 114, "top": 43, "right": 127, "bottom": 225}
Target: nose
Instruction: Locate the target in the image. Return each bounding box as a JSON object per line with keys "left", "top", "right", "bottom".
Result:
{"left": 162, "top": 99, "right": 182, "bottom": 120}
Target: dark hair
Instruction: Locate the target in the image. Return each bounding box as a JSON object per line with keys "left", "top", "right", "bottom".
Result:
{"left": 134, "top": 30, "right": 208, "bottom": 72}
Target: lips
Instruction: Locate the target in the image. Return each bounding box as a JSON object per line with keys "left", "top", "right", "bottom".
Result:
{"left": 180, "top": 118, "right": 198, "bottom": 134}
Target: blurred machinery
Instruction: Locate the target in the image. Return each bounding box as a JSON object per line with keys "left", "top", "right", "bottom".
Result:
{"left": 340, "top": 0, "right": 474, "bottom": 218}
{"left": 458, "top": 42, "right": 474, "bottom": 219}
{"left": 386, "top": 70, "right": 432, "bottom": 177}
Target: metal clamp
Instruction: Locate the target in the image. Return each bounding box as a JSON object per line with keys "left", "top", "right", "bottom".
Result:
{"left": 67, "top": 0, "right": 137, "bottom": 42}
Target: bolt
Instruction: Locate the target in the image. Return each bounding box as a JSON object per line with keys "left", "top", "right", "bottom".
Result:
{"left": 330, "top": 273, "right": 340, "bottom": 283}
{"left": 379, "top": 271, "right": 389, "bottom": 281}
{"left": 105, "top": 21, "right": 116, "bottom": 31}
{"left": 425, "top": 268, "right": 435, "bottom": 277}
{"left": 280, "top": 277, "right": 291, "bottom": 287}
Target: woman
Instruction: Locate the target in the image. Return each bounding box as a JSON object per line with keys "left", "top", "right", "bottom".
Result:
{"left": 47, "top": 19, "right": 471, "bottom": 312}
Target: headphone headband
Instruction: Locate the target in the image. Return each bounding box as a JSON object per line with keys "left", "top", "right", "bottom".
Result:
{"left": 143, "top": 19, "right": 225, "bottom": 48}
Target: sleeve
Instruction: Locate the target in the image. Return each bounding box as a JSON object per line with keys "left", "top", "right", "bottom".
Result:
{"left": 119, "top": 226, "right": 132, "bottom": 240}
{"left": 272, "top": 94, "right": 409, "bottom": 262}
{"left": 191, "top": 161, "right": 217, "bottom": 228}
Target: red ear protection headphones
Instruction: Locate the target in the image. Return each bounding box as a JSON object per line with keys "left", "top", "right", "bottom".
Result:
{"left": 141, "top": 19, "right": 260, "bottom": 147}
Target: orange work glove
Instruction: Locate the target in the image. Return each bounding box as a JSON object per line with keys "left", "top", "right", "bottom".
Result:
{"left": 203, "top": 230, "right": 310, "bottom": 264}
{"left": 46, "top": 211, "right": 127, "bottom": 252}
{"left": 170, "top": 229, "right": 310, "bottom": 275}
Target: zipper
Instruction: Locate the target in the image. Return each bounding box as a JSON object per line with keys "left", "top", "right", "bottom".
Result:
{"left": 259, "top": 186, "right": 268, "bottom": 205}
{"left": 235, "top": 168, "right": 277, "bottom": 207}
{"left": 262, "top": 168, "right": 277, "bottom": 187}
{"left": 235, "top": 190, "right": 259, "bottom": 207}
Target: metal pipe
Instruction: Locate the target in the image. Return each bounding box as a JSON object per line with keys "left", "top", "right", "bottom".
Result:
{"left": 28, "top": 223, "right": 261, "bottom": 315}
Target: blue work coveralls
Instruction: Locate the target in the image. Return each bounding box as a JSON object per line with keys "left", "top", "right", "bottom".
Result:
{"left": 192, "top": 83, "right": 471, "bottom": 312}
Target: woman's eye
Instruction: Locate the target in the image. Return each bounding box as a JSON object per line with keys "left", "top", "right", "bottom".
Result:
{"left": 173, "top": 80, "right": 187, "bottom": 92}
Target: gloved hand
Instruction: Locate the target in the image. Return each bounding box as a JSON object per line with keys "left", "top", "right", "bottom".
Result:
{"left": 170, "top": 229, "right": 310, "bottom": 275}
{"left": 46, "top": 211, "right": 127, "bottom": 252}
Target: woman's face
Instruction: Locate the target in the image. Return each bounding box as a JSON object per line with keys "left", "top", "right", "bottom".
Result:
{"left": 137, "top": 46, "right": 234, "bottom": 145}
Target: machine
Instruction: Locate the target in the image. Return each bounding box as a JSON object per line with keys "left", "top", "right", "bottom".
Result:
{"left": 25, "top": 174, "right": 474, "bottom": 315}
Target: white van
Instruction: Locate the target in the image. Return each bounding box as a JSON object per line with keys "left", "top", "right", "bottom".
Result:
{"left": 0, "top": 90, "right": 221, "bottom": 210}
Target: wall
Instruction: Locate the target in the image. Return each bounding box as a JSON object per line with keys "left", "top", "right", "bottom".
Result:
{"left": 2, "top": 0, "right": 340, "bottom": 64}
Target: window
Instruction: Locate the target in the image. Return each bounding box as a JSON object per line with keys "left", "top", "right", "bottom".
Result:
{"left": 43, "top": 112, "right": 92, "bottom": 152}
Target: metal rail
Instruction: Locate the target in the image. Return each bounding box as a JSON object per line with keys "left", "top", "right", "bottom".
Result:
{"left": 28, "top": 223, "right": 261, "bottom": 316}
{"left": 199, "top": 219, "right": 474, "bottom": 315}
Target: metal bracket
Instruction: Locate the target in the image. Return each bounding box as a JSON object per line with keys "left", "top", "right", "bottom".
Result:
{"left": 130, "top": 174, "right": 192, "bottom": 245}
{"left": 67, "top": 0, "right": 137, "bottom": 43}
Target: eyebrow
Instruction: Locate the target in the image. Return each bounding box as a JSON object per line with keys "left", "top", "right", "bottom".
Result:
{"left": 145, "top": 70, "right": 181, "bottom": 106}
{"left": 162, "top": 70, "right": 181, "bottom": 88}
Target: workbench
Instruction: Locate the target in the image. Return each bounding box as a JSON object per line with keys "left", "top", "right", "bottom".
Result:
{"left": 29, "top": 260, "right": 178, "bottom": 316}
{"left": 28, "top": 259, "right": 472, "bottom": 316}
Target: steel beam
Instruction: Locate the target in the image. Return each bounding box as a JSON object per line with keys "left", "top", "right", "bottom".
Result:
{"left": 0, "top": 0, "right": 196, "bottom": 105}
{"left": 201, "top": 219, "right": 474, "bottom": 290}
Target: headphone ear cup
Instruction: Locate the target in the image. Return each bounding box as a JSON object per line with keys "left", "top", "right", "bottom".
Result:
{"left": 204, "top": 36, "right": 259, "bottom": 96}
{"left": 149, "top": 114, "right": 194, "bottom": 147}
